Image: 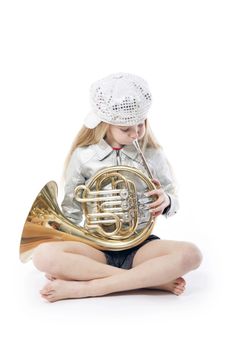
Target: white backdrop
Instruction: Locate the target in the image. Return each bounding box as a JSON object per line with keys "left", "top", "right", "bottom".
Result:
{"left": 1, "top": 0, "right": 232, "bottom": 349}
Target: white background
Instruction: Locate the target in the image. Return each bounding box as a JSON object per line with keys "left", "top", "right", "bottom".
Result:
{"left": 0, "top": 0, "right": 232, "bottom": 349}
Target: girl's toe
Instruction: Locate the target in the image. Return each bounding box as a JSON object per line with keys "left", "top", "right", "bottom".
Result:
{"left": 40, "top": 283, "right": 55, "bottom": 295}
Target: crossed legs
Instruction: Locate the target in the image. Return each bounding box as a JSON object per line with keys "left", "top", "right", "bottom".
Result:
{"left": 32, "top": 239, "right": 203, "bottom": 302}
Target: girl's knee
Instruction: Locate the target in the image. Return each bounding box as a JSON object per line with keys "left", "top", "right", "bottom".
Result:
{"left": 180, "top": 242, "right": 203, "bottom": 270}
{"left": 32, "top": 242, "right": 59, "bottom": 272}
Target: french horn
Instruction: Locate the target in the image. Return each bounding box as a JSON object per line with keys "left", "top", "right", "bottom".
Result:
{"left": 19, "top": 140, "right": 160, "bottom": 263}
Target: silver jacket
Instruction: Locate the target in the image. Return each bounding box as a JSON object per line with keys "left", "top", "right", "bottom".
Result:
{"left": 61, "top": 138, "right": 180, "bottom": 225}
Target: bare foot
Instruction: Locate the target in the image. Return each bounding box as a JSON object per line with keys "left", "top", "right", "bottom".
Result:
{"left": 41, "top": 276, "right": 186, "bottom": 302}
{"left": 40, "top": 279, "right": 92, "bottom": 302}
{"left": 147, "top": 277, "right": 186, "bottom": 296}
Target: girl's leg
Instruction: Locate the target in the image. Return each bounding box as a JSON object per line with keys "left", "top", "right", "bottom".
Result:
{"left": 40, "top": 241, "right": 186, "bottom": 296}
{"left": 91, "top": 249, "right": 202, "bottom": 297}
{"left": 33, "top": 239, "right": 201, "bottom": 281}
{"left": 40, "top": 240, "right": 203, "bottom": 302}
{"left": 32, "top": 241, "right": 127, "bottom": 280}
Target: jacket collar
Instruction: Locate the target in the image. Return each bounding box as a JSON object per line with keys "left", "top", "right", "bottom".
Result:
{"left": 92, "top": 138, "right": 138, "bottom": 161}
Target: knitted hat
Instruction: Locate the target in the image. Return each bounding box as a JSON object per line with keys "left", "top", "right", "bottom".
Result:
{"left": 84, "top": 72, "right": 152, "bottom": 128}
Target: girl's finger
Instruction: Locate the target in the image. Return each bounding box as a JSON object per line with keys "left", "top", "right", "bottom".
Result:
{"left": 148, "top": 198, "right": 165, "bottom": 209}
{"left": 149, "top": 204, "right": 165, "bottom": 214}
{"left": 145, "top": 188, "right": 163, "bottom": 197}
{"left": 152, "top": 178, "right": 161, "bottom": 188}
{"left": 151, "top": 210, "right": 163, "bottom": 218}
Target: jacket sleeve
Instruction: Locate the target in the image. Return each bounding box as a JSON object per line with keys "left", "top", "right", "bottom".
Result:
{"left": 147, "top": 147, "right": 180, "bottom": 218}
{"left": 61, "top": 149, "right": 85, "bottom": 225}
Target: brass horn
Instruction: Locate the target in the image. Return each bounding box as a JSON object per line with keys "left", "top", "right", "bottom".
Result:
{"left": 19, "top": 141, "right": 160, "bottom": 263}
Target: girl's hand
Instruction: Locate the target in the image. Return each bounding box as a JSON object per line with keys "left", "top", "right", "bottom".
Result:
{"left": 145, "top": 178, "right": 170, "bottom": 218}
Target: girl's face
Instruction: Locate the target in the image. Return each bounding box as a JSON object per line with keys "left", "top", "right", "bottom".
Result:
{"left": 104, "top": 120, "right": 146, "bottom": 148}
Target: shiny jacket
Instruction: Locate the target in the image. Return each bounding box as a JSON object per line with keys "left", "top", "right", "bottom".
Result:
{"left": 61, "top": 138, "right": 180, "bottom": 224}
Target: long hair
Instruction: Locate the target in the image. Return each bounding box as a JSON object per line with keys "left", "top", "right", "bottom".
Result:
{"left": 62, "top": 119, "right": 162, "bottom": 180}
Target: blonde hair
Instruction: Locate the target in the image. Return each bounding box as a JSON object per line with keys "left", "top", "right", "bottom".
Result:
{"left": 63, "top": 119, "right": 162, "bottom": 179}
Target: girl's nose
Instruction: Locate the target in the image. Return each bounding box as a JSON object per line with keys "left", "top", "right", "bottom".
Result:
{"left": 129, "top": 127, "right": 139, "bottom": 139}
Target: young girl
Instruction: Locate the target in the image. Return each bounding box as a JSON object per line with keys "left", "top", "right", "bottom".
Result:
{"left": 32, "top": 73, "right": 203, "bottom": 302}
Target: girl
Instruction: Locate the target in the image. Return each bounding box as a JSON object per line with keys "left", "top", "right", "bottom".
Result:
{"left": 32, "top": 73, "right": 203, "bottom": 302}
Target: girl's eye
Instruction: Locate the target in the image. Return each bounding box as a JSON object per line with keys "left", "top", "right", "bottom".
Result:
{"left": 120, "top": 124, "right": 143, "bottom": 132}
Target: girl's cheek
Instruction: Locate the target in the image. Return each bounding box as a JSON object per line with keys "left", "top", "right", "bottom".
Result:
{"left": 138, "top": 130, "right": 145, "bottom": 138}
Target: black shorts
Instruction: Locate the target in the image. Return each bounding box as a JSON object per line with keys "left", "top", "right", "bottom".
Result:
{"left": 102, "top": 234, "right": 160, "bottom": 270}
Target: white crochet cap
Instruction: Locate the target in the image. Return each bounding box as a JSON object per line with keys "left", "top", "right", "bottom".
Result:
{"left": 84, "top": 72, "right": 152, "bottom": 128}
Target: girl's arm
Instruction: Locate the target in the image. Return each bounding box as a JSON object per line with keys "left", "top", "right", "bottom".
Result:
{"left": 61, "top": 149, "right": 85, "bottom": 225}
{"left": 147, "top": 148, "right": 180, "bottom": 218}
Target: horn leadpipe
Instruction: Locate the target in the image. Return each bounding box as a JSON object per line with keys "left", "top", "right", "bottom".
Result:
{"left": 132, "top": 139, "right": 154, "bottom": 179}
